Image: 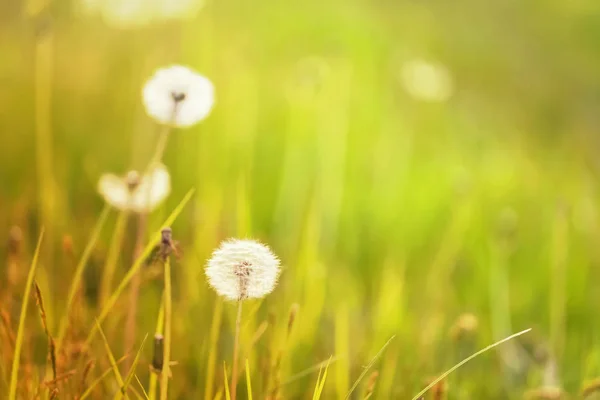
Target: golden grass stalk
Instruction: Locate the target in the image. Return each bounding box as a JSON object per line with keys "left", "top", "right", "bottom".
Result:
{"left": 33, "top": 281, "right": 57, "bottom": 389}
{"left": 8, "top": 229, "right": 44, "bottom": 400}
{"left": 148, "top": 302, "right": 165, "bottom": 400}
{"left": 159, "top": 257, "right": 172, "bottom": 400}
{"left": 57, "top": 204, "right": 111, "bottom": 349}
{"left": 148, "top": 298, "right": 165, "bottom": 400}
{"left": 344, "top": 335, "right": 395, "bottom": 400}
{"left": 204, "top": 297, "right": 223, "bottom": 400}
{"left": 85, "top": 189, "right": 194, "bottom": 347}
{"left": 410, "top": 328, "right": 532, "bottom": 400}
{"left": 245, "top": 359, "right": 253, "bottom": 400}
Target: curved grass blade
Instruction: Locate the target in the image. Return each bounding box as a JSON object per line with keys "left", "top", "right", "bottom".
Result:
{"left": 8, "top": 230, "right": 44, "bottom": 400}
{"left": 95, "top": 320, "right": 127, "bottom": 399}
{"left": 411, "top": 328, "right": 532, "bottom": 400}
{"left": 345, "top": 335, "right": 395, "bottom": 400}
{"left": 224, "top": 362, "right": 231, "bottom": 400}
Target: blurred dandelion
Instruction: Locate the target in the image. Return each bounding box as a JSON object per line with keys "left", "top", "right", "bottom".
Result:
{"left": 80, "top": 0, "right": 206, "bottom": 28}
{"left": 142, "top": 65, "right": 215, "bottom": 128}
{"left": 205, "top": 238, "right": 281, "bottom": 400}
{"left": 205, "top": 239, "right": 281, "bottom": 301}
{"left": 97, "top": 163, "right": 170, "bottom": 213}
{"left": 400, "top": 59, "right": 453, "bottom": 102}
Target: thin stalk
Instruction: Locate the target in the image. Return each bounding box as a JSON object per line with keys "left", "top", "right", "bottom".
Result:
{"left": 160, "top": 257, "right": 172, "bottom": 400}
{"left": 125, "top": 124, "right": 170, "bottom": 368}
{"left": 99, "top": 210, "right": 129, "bottom": 307}
{"left": 124, "top": 212, "right": 147, "bottom": 371}
{"left": 149, "top": 297, "right": 165, "bottom": 400}
{"left": 204, "top": 297, "right": 223, "bottom": 400}
{"left": 57, "top": 205, "right": 110, "bottom": 350}
{"left": 8, "top": 230, "right": 44, "bottom": 400}
{"left": 231, "top": 301, "right": 243, "bottom": 400}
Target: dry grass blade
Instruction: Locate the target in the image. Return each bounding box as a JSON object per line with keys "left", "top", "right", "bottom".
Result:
{"left": 95, "top": 320, "right": 128, "bottom": 399}
{"left": 411, "top": 328, "right": 532, "bottom": 400}
{"left": 79, "top": 355, "right": 129, "bottom": 400}
{"left": 345, "top": 335, "right": 395, "bottom": 400}
{"left": 8, "top": 229, "right": 44, "bottom": 400}
{"left": 85, "top": 189, "right": 195, "bottom": 347}
{"left": 122, "top": 334, "right": 149, "bottom": 399}
{"left": 57, "top": 205, "right": 110, "bottom": 349}
{"left": 34, "top": 281, "right": 57, "bottom": 381}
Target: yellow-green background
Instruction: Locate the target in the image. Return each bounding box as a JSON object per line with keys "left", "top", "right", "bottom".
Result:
{"left": 1, "top": 0, "right": 600, "bottom": 398}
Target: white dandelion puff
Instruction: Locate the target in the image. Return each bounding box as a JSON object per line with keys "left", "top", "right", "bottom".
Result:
{"left": 205, "top": 239, "right": 281, "bottom": 301}
{"left": 97, "top": 163, "right": 171, "bottom": 213}
{"left": 142, "top": 65, "right": 215, "bottom": 128}
{"left": 400, "top": 58, "right": 453, "bottom": 102}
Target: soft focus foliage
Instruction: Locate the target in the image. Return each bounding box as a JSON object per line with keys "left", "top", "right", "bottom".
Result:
{"left": 1, "top": 0, "right": 600, "bottom": 398}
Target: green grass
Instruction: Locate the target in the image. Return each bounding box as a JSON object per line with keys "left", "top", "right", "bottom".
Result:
{"left": 2, "top": 0, "right": 600, "bottom": 398}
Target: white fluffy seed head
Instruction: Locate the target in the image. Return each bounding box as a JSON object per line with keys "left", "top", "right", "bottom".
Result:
{"left": 97, "top": 163, "right": 171, "bottom": 213}
{"left": 205, "top": 239, "right": 281, "bottom": 301}
{"left": 142, "top": 65, "right": 215, "bottom": 128}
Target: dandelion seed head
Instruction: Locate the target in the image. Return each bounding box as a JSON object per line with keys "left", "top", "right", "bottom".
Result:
{"left": 97, "top": 163, "right": 171, "bottom": 213}
{"left": 142, "top": 65, "right": 214, "bottom": 128}
{"left": 205, "top": 239, "right": 281, "bottom": 301}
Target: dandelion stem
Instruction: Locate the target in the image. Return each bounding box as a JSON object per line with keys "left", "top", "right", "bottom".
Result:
{"left": 99, "top": 210, "right": 129, "bottom": 307}
{"left": 231, "top": 301, "right": 243, "bottom": 400}
{"left": 124, "top": 212, "right": 147, "bottom": 371}
{"left": 160, "top": 257, "right": 172, "bottom": 400}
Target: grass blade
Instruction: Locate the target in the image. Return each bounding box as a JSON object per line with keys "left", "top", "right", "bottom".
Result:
{"left": 85, "top": 188, "right": 194, "bottom": 347}
{"left": 8, "top": 230, "right": 44, "bottom": 400}
{"left": 314, "top": 356, "right": 332, "bottom": 400}
{"left": 57, "top": 204, "right": 110, "bottom": 349}
{"left": 122, "top": 334, "right": 149, "bottom": 398}
{"left": 345, "top": 335, "right": 395, "bottom": 399}
{"left": 96, "top": 320, "right": 127, "bottom": 399}
{"left": 245, "top": 359, "right": 253, "bottom": 400}
{"left": 204, "top": 297, "right": 223, "bottom": 400}
{"left": 410, "top": 328, "right": 532, "bottom": 400}
{"left": 223, "top": 362, "right": 231, "bottom": 400}
{"left": 136, "top": 375, "right": 150, "bottom": 400}
{"left": 80, "top": 355, "right": 129, "bottom": 400}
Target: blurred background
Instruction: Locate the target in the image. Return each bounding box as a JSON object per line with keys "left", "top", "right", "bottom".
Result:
{"left": 2, "top": 0, "right": 600, "bottom": 398}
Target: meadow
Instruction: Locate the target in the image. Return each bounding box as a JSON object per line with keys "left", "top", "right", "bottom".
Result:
{"left": 1, "top": 0, "right": 600, "bottom": 398}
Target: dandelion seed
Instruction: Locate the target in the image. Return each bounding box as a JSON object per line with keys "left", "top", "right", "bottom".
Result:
{"left": 142, "top": 65, "right": 215, "bottom": 128}
{"left": 97, "top": 163, "right": 170, "bottom": 213}
{"left": 205, "top": 239, "right": 281, "bottom": 301}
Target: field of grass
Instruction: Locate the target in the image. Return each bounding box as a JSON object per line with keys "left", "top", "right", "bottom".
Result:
{"left": 2, "top": 0, "right": 600, "bottom": 398}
